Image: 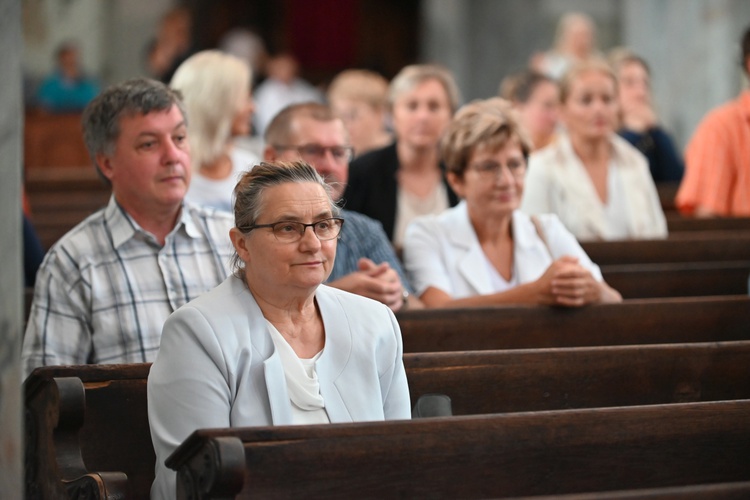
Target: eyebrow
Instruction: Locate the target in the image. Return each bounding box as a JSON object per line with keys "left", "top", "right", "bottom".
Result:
{"left": 135, "top": 121, "right": 187, "bottom": 139}
{"left": 272, "top": 210, "right": 333, "bottom": 222}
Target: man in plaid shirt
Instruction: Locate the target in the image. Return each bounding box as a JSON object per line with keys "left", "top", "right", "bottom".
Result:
{"left": 22, "top": 78, "right": 234, "bottom": 378}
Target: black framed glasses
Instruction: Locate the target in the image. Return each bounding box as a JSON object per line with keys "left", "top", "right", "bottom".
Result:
{"left": 241, "top": 217, "right": 345, "bottom": 243}
{"left": 273, "top": 144, "right": 354, "bottom": 163}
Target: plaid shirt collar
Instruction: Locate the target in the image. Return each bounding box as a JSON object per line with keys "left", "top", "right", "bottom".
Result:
{"left": 105, "top": 195, "right": 202, "bottom": 248}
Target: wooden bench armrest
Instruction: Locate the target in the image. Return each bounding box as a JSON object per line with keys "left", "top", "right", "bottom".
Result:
{"left": 64, "top": 471, "right": 129, "bottom": 500}
{"left": 170, "top": 436, "right": 245, "bottom": 499}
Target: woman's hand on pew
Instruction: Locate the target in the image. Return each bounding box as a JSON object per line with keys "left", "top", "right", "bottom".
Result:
{"left": 536, "top": 256, "right": 622, "bottom": 307}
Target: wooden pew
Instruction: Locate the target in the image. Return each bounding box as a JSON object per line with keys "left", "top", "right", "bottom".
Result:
{"left": 24, "top": 166, "right": 110, "bottom": 250}
{"left": 24, "top": 364, "right": 153, "bottom": 500}
{"left": 25, "top": 338, "right": 750, "bottom": 498}
{"left": 515, "top": 481, "right": 750, "bottom": 499}
{"left": 397, "top": 295, "right": 750, "bottom": 352}
{"left": 24, "top": 111, "right": 90, "bottom": 168}
{"left": 668, "top": 216, "right": 750, "bottom": 233}
{"left": 166, "top": 399, "right": 750, "bottom": 499}
{"left": 656, "top": 182, "right": 678, "bottom": 213}
{"left": 601, "top": 261, "right": 750, "bottom": 299}
{"left": 405, "top": 340, "right": 750, "bottom": 415}
{"left": 581, "top": 231, "right": 750, "bottom": 266}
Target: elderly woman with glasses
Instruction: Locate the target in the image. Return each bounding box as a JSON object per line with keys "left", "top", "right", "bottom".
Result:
{"left": 148, "top": 160, "right": 411, "bottom": 498}
{"left": 402, "top": 98, "right": 621, "bottom": 308}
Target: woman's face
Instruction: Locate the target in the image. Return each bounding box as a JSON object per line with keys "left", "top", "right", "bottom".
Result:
{"left": 449, "top": 140, "right": 526, "bottom": 221}
{"left": 391, "top": 78, "right": 452, "bottom": 151}
{"left": 517, "top": 81, "right": 560, "bottom": 145}
{"left": 562, "top": 70, "right": 618, "bottom": 141}
{"left": 617, "top": 61, "right": 651, "bottom": 110}
{"left": 231, "top": 91, "right": 254, "bottom": 137}
{"left": 238, "top": 182, "right": 337, "bottom": 294}
{"left": 331, "top": 97, "right": 385, "bottom": 153}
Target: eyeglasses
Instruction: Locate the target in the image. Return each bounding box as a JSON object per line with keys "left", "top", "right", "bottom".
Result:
{"left": 241, "top": 217, "right": 345, "bottom": 243}
{"left": 469, "top": 159, "right": 526, "bottom": 178}
{"left": 273, "top": 144, "right": 354, "bottom": 163}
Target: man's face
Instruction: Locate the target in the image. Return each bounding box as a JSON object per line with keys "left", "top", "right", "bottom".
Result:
{"left": 267, "top": 116, "right": 350, "bottom": 201}
{"left": 98, "top": 105, "right": 191, "bottom": 216}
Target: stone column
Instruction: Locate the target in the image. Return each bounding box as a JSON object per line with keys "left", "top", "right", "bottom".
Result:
{"left": 0, "top": 0, "right": 24, "bottom": 497}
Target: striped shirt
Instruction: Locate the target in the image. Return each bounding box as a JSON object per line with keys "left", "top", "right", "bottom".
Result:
{"left": 328, "top": 209, "right": 413, "bottom": 293}
{"left": 22, "top": 196, "right": 234, "bottom": 377}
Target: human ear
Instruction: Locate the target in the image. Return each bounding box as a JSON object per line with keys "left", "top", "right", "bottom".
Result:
{"left": 229, "top": 227, "right": 251, "bottom": 264}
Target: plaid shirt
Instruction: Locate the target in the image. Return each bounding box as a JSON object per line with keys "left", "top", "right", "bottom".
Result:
{"left": 22, "top": 196, "right": 234, "bottom": 377}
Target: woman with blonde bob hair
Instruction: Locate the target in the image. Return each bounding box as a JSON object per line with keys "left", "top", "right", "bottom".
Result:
{"left": 170, "top": 50, "right": 258, "bottom": 212}
{"left": 403, "top": 98, "right": 621, "bottom": 308}
{"left": 521, "top": 59, "right": 667, "bottom": 241}
{"left": 344, "top": 64, "right": 461, "bottom": 251}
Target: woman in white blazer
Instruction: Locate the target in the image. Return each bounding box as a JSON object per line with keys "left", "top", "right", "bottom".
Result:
{"left": 521, "top": 59, "right": 667, "bottom": 241}
{"left": 403, "top": 98, "right": 621, "bottom": 308}
{"left": 148, "top": 161, "right": 411, "bottom": 499}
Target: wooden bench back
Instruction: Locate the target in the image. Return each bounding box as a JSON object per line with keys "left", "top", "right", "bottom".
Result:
{"left": 397, "top": 295, "right": 750, "bottom": 352}
{"left": 24, "top": 364, "right": 153, "bottom": 499}
{"left": 167, "top": 399, "right": 750, "bottom": 499}
{"left": 582, "top": 231, "right": 750, "bottom": 265}
{"left": 601, "top": 261, "right": 750, "bottom": 298}
{"left": 405, "top": 340, "right": 750, "bottom": 415}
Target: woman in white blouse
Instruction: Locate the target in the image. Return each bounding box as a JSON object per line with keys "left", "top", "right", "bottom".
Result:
{"left": 403, "top": 98, "right": 621, "bottom": 308}
{"left": 148, "top": 161, "right": 411, "bottom": 499}
{"left": 521, "top": 59, "right": 667, "bottom": 241}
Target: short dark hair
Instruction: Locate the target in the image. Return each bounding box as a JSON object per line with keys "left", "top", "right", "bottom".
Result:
{"left": 81, "top": 77, "right": 186, "bottom": 184}
{"left": 264, "top": 102, "right": 337, "bottom": 147}
{"left": 499, "top": 70, "right": 558, "bottom": 104}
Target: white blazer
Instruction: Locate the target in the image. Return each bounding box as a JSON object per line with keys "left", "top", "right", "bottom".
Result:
{"left": 521, "top": 132, "right": 668, "bottom": 241}
{"left": 403, "top": 202, "right": 602, "bottom": 298}
{"left": 148, "top": 276, "right": 411, "bottom": 499}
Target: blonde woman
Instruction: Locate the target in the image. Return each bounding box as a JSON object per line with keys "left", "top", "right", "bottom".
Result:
{"left": 521, "top": 59, "right": 667, "bottom": 241}
{"left": 327, "top": 69, "right": 392, "bottom": 156}
{"left": 344, "top": 64, "right": 460, "bottom": 250}
{"left": 170, "top": 50, "right": 258, "bottom": 212}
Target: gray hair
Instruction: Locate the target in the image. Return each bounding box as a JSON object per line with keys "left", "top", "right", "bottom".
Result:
{"left": 231, "top": 160, "right": 340, "bottom": 274}
{"left": 81, "top": 77, "right": 187, "bottom": 185}
{"left": 388, "top": 64, "right": 461, "bottom": 113}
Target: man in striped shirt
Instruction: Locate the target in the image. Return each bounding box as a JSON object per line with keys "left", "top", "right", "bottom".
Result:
{"left": 22, "top": 78, "right": 234, "bottom": 378}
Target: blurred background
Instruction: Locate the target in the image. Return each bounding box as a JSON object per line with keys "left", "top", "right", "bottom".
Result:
{"left": 21, "top": 0, "right": 750, "bottom": 149}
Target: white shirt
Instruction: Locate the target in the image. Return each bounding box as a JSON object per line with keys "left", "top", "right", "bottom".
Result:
{"left": 403, "top": 203, "right": 602, "bottom": 299}
{"left": 185, "top": 146, "right": 259, "bottom": 213}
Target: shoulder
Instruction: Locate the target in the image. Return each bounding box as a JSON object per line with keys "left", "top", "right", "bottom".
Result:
{"left": 318, "top": 285, "right": 395, "bottom": 322}
{"left": 350, "top": 143, "right": 397, "bottom": 172}
{"left": 528, "top": 140, "right": 563, "bottom": 167}
{"left": 44, "top": 208, "right": 110, "bottom": 262}
{"left": 340, "top": 209, "right": 387, "bottom": 235}
{"left": 184, "top": 202, "right": 234, "bottom": 230}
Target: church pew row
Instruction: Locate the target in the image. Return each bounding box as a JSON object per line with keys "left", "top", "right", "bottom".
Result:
{"left": 24, "top": 165, "right": 110, "bottom": 250}
{"left": 24, "top": 337, "right": 750, "bottom": 499}
{"left": 396, "top": 295, "right": 750, "bottom": 352}
{"left": 667, "top": 216, "right": 750, "bottom": 233}
{"left": 582, "top": 231, "right": 750, "bottom": 265}
{"left": 167, "top": 399, "right": 750, "bottom": 499}
{"left": 24, "top": 112, "right": 90, "bottom": 169}
{"left": 600, "top": 260, "right": 750, "bottom": 299}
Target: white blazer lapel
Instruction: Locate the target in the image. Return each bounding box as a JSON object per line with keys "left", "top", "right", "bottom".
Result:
{"left": 263, "top": 352, "right": 294, "bottom": 425}
{"left": 445, "top": 203, "right": 495, "bottom": 295}
{"left": 313, "top": 288, "right": 354, "bottom": 423}
{"left": 512, "top": 211, "right": 555, "bottom": 283}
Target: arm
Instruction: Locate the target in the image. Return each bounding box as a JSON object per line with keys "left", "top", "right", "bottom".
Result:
{"left": 421, "top": 256, "right": 620, "bottom": 308}
{"left": 148, "top": 306, "right": 233, "bottom": 499}
{"left": 381, "top": 307, "right": 412, "bottom": 420}
{"left": 22, "top": 253, "right": 93, "bottom": 378}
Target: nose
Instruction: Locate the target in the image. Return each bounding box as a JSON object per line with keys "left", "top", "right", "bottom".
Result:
{"left": 298, "top": 224, "right": 322, "bottom": 251}
{"left": 162, "top": 137, "right": 183, "bottom": 164}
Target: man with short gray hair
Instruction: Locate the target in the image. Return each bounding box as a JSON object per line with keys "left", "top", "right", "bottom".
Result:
{"left": 22, "top": 77, "right": 233, "bottom": 377}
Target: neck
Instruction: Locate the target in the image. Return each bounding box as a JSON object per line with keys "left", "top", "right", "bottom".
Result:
{"left": 397, "top": 141, "right": 440, "bottom": 172}
{"left": 200, "top": 149, "right": 234, "bottom": 180}
{"left": 119, "top": 199, "right": 181, "bottom": 246}
{"left": 245, "top": 275, "right": 318, "bottom": 326}
{"left": 569, "top": 133, "right": 610, "bottom": 164}
{"left": 471, "top": 209, "right": 513, "bottom": 244}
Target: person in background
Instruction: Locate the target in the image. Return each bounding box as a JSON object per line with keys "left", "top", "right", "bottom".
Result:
{"left": 35, "top": 41, "right": 100, "bottom": 113}
{"left": 170, "top": 50, "right": 258, "bottom": 213}
{"left": 22, "top": 78, "right": 234, "bottom": 378}
{"left": 252, "top": 53, "right": 324, "bottom": 137}
{"left": 530, "top": 12, "right": 600, "bottom": 80}
{"left": 521, "top": 59, "right": 668, "bottom": 241}
{"left": 609, "top": 48, "right": 684, "bottom": 183}
{"left": 146, "top": 6, "right": 193, "bottom": 83}
{"left": 344, "top": 64, "right": 460, "bottom": 251}
{"left": 676, "top": 25, "right": 750, "bottom": 217}
{"left": 148, "top": 160, "right": 411, "bottom": 498}
{"left": 500, "top": 69, "right": 561, "bottom": 151}
{"left": 263, "top": 102, "right": 419, "bottom": 311}
{"left": 327, "top": 69, "right": 393, "bottom": 157}
{"left": 403, "top": 98, "right": 621, "bottom": 308}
